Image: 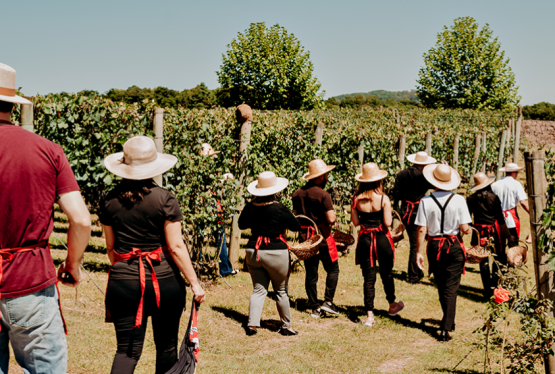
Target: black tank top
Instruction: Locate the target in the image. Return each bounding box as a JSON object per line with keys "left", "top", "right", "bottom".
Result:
{"left": 356, "top": 195, "right": 384, "bottom": 228}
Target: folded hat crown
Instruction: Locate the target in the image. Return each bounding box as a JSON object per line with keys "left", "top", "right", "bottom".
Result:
{"left": 308, "top": 159, "right": 329, "bottom": 176}
{"left": 257, "top": 171, "right": 278, "bottom": 188}
{"left": 414, "top": 151, "right": 430, "bottom": 163}
{"left": 0, "top": 63, "right": 17, "bottom": 96}
{"left": 473, "top": 172, "right": 488, "bottom": 186}
{"left": 361, "top": 163, "right": 380, "bottom": 179}
{"left": 433, "top": 164, "right": 452, "bottom": 182}
{"left": 121, "top": 136, "right": 158, "bottom": 165}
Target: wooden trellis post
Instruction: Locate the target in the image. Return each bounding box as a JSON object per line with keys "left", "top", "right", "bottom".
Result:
{"left": 514, "top": 105, "right": 523, "bottom": 163}
{"left": 229, "top": 104, "right": 253, "bottom": 268}
{"left": 453, "top": 134, "right": 460, "bottom": 171}
{"left": 315, "top": 122, "right": 324, "bottom": 145}
{"left": 399, "top": 134, "right": 406, "bottom": 170}
{"left": 496, "top": 130, "right": 507, "bottom": 180}
{"left": 20, "top": 99, "right": 34, "bottom": 133}
{"left": 153, "top": 108, "right": 164, "bottom": 186}
{"left": 481, "top": 132, "right": 487, "bottom": 173}
{"left": 425, "top": 133, "right": 432, "bottom": 155}
{"left": 471, "top": 134, "right": 481, "bottom": 178}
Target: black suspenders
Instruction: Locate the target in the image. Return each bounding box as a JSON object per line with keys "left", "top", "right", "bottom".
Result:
{"left": 429, "top": 193, "right": 455, "bottom": 235}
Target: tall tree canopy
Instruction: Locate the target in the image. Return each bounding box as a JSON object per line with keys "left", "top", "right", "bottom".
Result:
{"left": 416, "top": 17, "right": 520, "bottom": 110}
{"left": 217, "top": 22, "right": 324, "bottom": 110}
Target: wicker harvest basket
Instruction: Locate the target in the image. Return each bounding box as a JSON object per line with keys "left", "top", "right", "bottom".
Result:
{"left": 466, "top": 227, "right": 491, "bottom": 264}
{"left": 289, "top": 215, "right": 323, "bottom": 261}
{"left": 333, "top": 230, "right": 355, "bottom": 253}
{"left": 390, "top": 210, "right": 404, "bottom": 243}
{"left": 507, "top": 240, "right": 528, "bottom": 267}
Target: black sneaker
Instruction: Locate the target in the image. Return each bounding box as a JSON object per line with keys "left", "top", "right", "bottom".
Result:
{"left": 245, "top": 327, "right": 257, "bottom": 336}
{"left": 279, "top": 328, "right": 298, "bottom": 336}
{"left": 310, "top": 308, "right": 321, "bottom": 318}
{"left": 320, "top": 302, "right": 339, "bottom": 315}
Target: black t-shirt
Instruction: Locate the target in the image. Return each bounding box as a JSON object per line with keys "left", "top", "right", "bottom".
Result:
{"left": 291, "top": 182, "right": 334, "bottom": 245}
{"left": 393, "top": 166, "right": 433, "bottom": 226}
{"left": 100, "top": 180, "right": 183, "bottom": 280}
{"left": 467, "top": 186, "right": 505, "bottom": 226}
{"left": 238, "top": 202, "right": 301, "bottom": 250}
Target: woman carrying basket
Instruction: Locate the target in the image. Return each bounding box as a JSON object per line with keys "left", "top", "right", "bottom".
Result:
{"left": 467, "top": 172, "right": 515, "bottom": 299}
{"left": 351, "top": 163, "right": 404, "bottom": 327}
{"left": 100, "top": 136, "right": 205, "bottom": 374}
{"left": 238, "top": 171, "right": 301, "bottom": 336}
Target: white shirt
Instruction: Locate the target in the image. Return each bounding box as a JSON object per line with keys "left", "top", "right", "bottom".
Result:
{"left": 415, "top": 191, "right": 472, "bottom": 236}
{"left": 491, "top": 176, "right": 527, "bottom": 228}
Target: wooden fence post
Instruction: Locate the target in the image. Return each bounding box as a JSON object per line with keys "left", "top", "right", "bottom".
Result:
{"left": 357, "top": 129, "right": 365, "bottom": 171}
{"left": 506, "top": 120, "right": 511, "bottom": 156}
{"left": 153, "top": 108, "right": 164, "bottom": 186}
{"left": 399, "top": 134, "right": 406, "bottom": 170}
{"left": 524, "top": 150, "right": 555, "bottom": 373}
{"left": 425, "top": 132, "right": 432, "bottom": 155}
{"left": 229, "top": 105, "right": 253, "bottom": 268}
{"left": 481, "top": 132, "right": 487, "bottom": 173}
{"left": 453, "top": 134, "right": 460, "bottom": 171}
{"left": 471, "top": 134, "right": 481, "bottom": 178}
{"left": 514, "top": 105, "right": 523, "bottom": 163}
{"left": 496, "top": 130, "right": 507, "bottom": 180}
{"left": 20, "top": 99, "right": 34, "bottom": 133}
{"left": 315, "top": 122, "right": 324, "bottom": 145}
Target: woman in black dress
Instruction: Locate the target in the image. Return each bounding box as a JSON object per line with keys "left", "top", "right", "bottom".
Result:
{"left": 101, "top": 136, "right": 205, "bottom": 374}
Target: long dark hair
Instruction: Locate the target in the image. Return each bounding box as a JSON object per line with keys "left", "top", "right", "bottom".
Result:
{"left": 118, "top": 179, "right": 153, "bottom": 205}
{"left": 252, "top": 194, "right": 277, "bottom": 205}
{"left": 355, "top": 180, "right": 384, "bottom": 202}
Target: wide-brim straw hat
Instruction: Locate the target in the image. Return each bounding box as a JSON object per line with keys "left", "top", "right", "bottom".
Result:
{"left": 247, "top": 171, "right": 289, "bottom": 196}
{"left": 199, "top": 143, "right": 220, "bottom": 156}
{"left": 407, "top": 151, "right": 436, "bottom": 165}
{"left": 499, "top": 162, "right": 523, "bottom": 173}
{"left": 104, "top": 136, "right": 177, "bottom": 180}
{"left": 423, "top": 164, "right": 461, "bottom": 191}
{"left": 470, "top": 172, "right": 496, "bottom": 192}
{"left": 302, "top": 159, "right": 335, "bottom": 181}
{"left": 355, "top": 162, "right": 388, "bottom": 182}
{"left": 0, "top": 63, "right": 32, "bottom": 105}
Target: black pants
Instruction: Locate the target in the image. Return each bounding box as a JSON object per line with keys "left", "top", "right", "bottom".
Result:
{"left": 358, "top": 232, "right": 396, "bottom": 311}
{"left": 304, "top": 244, "right": 339, "bottom": 309}
{"left": 472, "top": 226, "right": 505, "bottom": 299}
{"left": 427, "top": 238, "right": 465, "bottom": 331}
{"left": 106, "top": 276, "right": 186, "bottom": 374}
{"left": 406, "top": 224, "right": 424, "bottom": 283}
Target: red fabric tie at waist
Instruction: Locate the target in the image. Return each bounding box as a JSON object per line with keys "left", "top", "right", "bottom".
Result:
{"left": 111, "top": 247, "right": 165, "bottom": 328}
{"left": 300, "top": 225, "right": 316, "bottom": 240}
{"left": 402, "top": 200, "right": 421, "bottom": 222}
{"left": 474, "top": 223, "right": 502, "bottom": 249}
{"left": 254, "top": 234, "right": 289, "bottom": 261}
{"left": 427, "top": 234, "right": 467, "bottom": 275}
{"left": 0, "top": 240, "right": 49, "bottom": 331}
{"left": 357, "top": 224, "right": 394, "bottom": 266}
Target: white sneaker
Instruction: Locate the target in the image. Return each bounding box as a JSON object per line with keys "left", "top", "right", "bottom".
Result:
{"left": 363, "top": 312, "right": 375, "bottom": 327}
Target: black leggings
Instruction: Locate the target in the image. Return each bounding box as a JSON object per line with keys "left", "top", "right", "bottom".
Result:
{"left": 106, "top": 276, "right": 186, "bottom": 374}
{"left": 357, "top": 232, "right": 396, "bottom": 312}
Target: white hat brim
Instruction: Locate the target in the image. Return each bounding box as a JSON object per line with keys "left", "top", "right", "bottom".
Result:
{"left": 470, "top": 176, "right": 496, "bottom": 192}
{"left": 355, "top": 170, "right": 388, "bottom": 183}
{"left": 499, "top": 166, "right": 523, "bottom": 172}
{"left": 302, "top": 165, "right": 335, "bottom": 181}
{"left": 407, "top": 154, "right": 437, "bottom": 165}
{"left": 104, "top": 152, "right": 177, "bottom": 180}
{"left": 247, "top": 177, "right": 289, "bottom": 196}
{"left": 0, "top": 94, "right": 32, "bottom": 105}
{"left": 423, "top": 164, "right": 461, "bottom": 191}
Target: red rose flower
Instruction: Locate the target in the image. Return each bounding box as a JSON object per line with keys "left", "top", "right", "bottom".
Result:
{"left": 494, "top": 287, "right": 510, "bottom": 304}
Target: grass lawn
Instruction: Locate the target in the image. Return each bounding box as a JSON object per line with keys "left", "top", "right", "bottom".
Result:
{"left": 7, "top": 205, "right": 537, "bottom": 374}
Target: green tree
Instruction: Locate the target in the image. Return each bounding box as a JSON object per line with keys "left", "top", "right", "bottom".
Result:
{"left": 416, "top": 16, "right": 520, "bottom": 110}
{"left": 523, "top": 102, "right": 555, "bottom": 121}
{"left": 217, "top": 22, "right": 324, "bottom": 110}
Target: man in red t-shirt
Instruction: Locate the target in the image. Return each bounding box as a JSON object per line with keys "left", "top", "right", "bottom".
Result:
{"left": 0, "top": 63, "right": 91, "bottom": 374}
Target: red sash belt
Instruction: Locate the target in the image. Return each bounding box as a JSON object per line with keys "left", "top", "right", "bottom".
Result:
{"left": 300, "top": 225, "right": 316, "bottom": 240}
{"left": 474, "top": 223, "right": 502, "bottom": 250}
{"left": 356, "top": 224, "right": 394, "bottom": 266}
{"left": 427, "top": 235, "right": 467, "bottom": 274}
{"left": 111, "top": 247, "right": 165, "bottom": 328}
{"left": 402, "top": 199, "right": 421, "bottom": 223}
{"left": 254, "top": 234, "right": 289, "bottom": 261}
{"left": 0, "top": 241, "right": 49, "bottom": 332}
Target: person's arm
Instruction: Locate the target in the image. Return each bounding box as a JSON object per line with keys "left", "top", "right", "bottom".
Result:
{"left": 165, "top": 221, "right": 206, "bottom": 303}
{"left": 520, "top": 199, "right": 530, "bottom": 214}
{"left": 103, "top": 225, "right": 116, "bottom": 264}
{"left": 325, "top": 210, "right": 337, "bottom": 226}
{"left": 416, "top": 226, "right": 427, "bottom": 270}
{"left": 351, "top": 203, "right": 360, "bottom": 227}
{"left": 57, "top": 191, "right": 91, "bottom": 287}
{"left": 382, "top": 195, "right": 393, "bottom": 227}
{"left": 459, "top": 223, "right": 471, "bottom": 236}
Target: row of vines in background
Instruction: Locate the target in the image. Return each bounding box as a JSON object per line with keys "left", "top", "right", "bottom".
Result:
{"left": 13, "top": 93, "right": 516, "bottom": 263}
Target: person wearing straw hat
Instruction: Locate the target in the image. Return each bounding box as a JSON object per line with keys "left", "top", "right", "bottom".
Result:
{"left": 238, "top": 171, "right": 301, "bottom": 336}
{"left": 351, "top": 163, "right": 405, "bottom": 327}
{"left": 101, "top": 136, "right": 205, "bottom": 373}
{"left": 199, "top": 144, "right": 237, "bottom": 277}
{"left": 292, "top": 159, "right": 341, "bottom": 318}
{"left": 0, "top": 62, "right": 91, "bottom": 373}
{"left": 393, "top": 151, "right": 435, "bottom": 284}
{"left": 415, "top": 163, "right": 471, "bottom": 342}
{"left": 467, "top": 172, "right": 515, "bottom": 299}
{"left": 491, "top": 163, "right": 530, "bottom": 251}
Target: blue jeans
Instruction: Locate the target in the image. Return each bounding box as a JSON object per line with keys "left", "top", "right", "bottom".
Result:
{"left": 216, "top": 225, "right": 234, "bottom": 276}
{"left": 0, "top": 284, "right": 67, "bottom": 374}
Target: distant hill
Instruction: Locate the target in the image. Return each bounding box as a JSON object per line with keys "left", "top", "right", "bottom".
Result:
{"left": 333, "top": 89, "right": 419, "bottom": 103}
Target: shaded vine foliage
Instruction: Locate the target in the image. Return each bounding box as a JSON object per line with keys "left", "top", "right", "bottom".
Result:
{"left": 15, "top": 93, "right": 514, "bottom": 272}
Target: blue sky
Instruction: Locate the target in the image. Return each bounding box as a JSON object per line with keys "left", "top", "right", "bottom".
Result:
{"left": 3, "top": 0, "right": 554, "bottom": 104}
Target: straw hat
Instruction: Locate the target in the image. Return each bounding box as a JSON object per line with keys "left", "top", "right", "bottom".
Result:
{"left": 0, "top": 63, "right": 31, "bottom": 105}
{"left": 355, "top": 163, "right": 388, "bottom": 183}
{"left": 302, "top": 159, "right": 335, "bottom": 181}
{"left": 499, "top": 163, "right": 523, "bottom": 173}
{"left": 423, "top": 164, "right": 461, "bottom": 191}
{"left": 470, "top": 172, "right": 496, "bottom": 192}
{"left": 104, "top": 136, "right": 177, "bottom": 180}
{"left": 247, "top": 171, "right": 288, "bottom": 196}
{"left": 199, "top": 143, "right": 220, "bottom": 156}
{"left": 407, "top": 151, "right": 437, "bottom": 165}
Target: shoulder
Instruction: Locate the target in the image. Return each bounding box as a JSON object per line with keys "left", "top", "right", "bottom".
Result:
{"left": 453, "top": 194, "right": 467, "bottom": 204}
